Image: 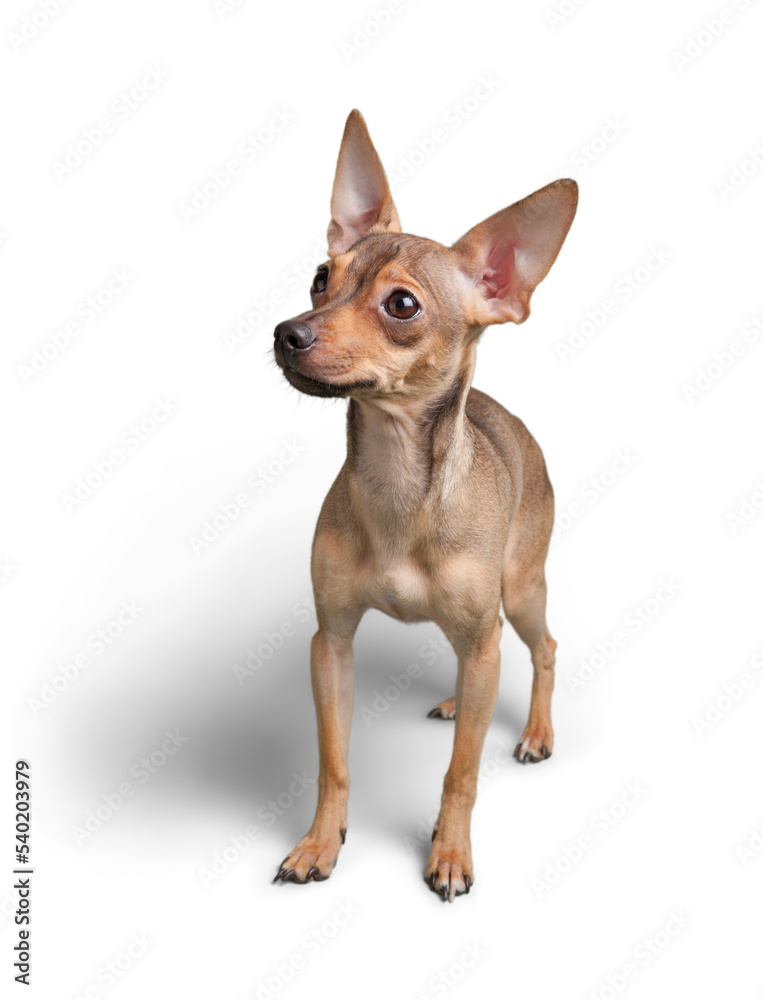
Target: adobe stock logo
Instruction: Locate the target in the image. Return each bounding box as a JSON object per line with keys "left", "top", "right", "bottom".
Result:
{"left": 28, "top": 600, "right": 146, "bottom": 716}
{"left": 691, "top": 650, "right": 763, "bottom": 736}
{"left": 552, "top": 448, "right": 638, "bottom": 540}
{"left": 387, "top": 77, "right": 501, "bottom": 189}
{"left": 725, "top": 478, "right": 763, "bottom": 534}
{"left": 71, "top": 730, "right": 189, "bottom": 846}
{"left": 177, "top": 109, "right": 296, "bottom": 222}
{"left": 7, "top": 0, "right": 73, "bottom": 52}
{"left": 412, "top": 944, "right": 486, "bottom": 1000}
{"left": 51, "top": 68, "right": 170, "bottom": 180}
{"left": 556, "top": 246, "right": 671, "bottom": 362}
{"left": 565, "top": 579, "right": 681, "bottom": 694}
{"left": 531, "top": 782, "right": 647, "bottom": 896}
{"left": 585, "top": 911, "right": 691, "bottom": 999}
{"left": 213, "top": 0, "right": 251, "bottom": 19}
{"left": 244, "top": 902, "right": 359, "bottom": 1000}
{"left": 60, "top": 398, "right": 179, "bottom": 513}
{"left": 566, "top": 116, "right": 628, "bottom": 172}
{"left": 544, "top": 0, "right": 594, "bottom": 31}
{"left": 0, "top": 558, "right": 18, "bottom": 586}
{"left": 231, "top": 597, "right": 315, "bottom": 685}
{"left": 65, "top": 933, "right": 153, "bottom": 998}
{"left": 340, "top": 0, "right": 416, "bottom": 62}
{"left": 221, "top": 239, "right": 325, "bottom": 353}
{"left": 681, "top": 309, "right": 762, "bottom": 403}
{"left": 188, "top": 440, "right": 306, "bottom": 555}
{"left": 17, "top": 268, "right": 134, "bottom": 385}
{"left": 716, "top": 144, "right": 763, "bottom": 201}
{"left": 671, "top": 1, "right": 753, "bottom": 73}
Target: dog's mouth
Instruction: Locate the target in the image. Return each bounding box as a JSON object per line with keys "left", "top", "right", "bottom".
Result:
{"left": 279, "top": 363, "right": 376, "bottom": 399}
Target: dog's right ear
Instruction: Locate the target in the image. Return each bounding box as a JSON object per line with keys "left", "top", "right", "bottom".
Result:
{"left": 327, "top": 110, "right": 401, "bottom": 258}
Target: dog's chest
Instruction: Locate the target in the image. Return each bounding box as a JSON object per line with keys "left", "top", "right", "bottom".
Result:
{"left": 365, "top": 551, "right": 431, "bottom": 623}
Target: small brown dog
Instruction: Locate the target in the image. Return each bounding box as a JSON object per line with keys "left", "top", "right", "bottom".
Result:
{"left": 272, "top": 110, "right": 577, "bottom": 900}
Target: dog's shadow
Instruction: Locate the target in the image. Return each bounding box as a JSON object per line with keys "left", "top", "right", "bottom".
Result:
{"left": 59, "top": 589, "right": 529, "bottom": 853}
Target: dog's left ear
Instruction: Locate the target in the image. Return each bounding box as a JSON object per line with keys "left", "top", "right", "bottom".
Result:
{"left": 452, "top": 179, "right": 578, "bottom": 325}
{"left": 327, "top": 109, "right": 401, "bottom": 258}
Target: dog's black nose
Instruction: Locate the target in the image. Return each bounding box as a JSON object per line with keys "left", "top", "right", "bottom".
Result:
{"left": 274, "top": 321, "right": 316, "bottom": 355}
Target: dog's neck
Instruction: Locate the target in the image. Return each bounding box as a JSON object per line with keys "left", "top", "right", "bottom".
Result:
{"left": 346, "top": 350, "right": 475, "bottom": 520}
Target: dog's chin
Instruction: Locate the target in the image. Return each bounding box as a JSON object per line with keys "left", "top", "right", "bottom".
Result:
{"left": 281, "top": 366, "right": 375, "bottom": 399}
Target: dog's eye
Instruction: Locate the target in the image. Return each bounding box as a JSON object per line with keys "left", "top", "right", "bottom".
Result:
{"left": 312, "top": 267, "right": 329, "bottom": 294}
{"left": 385, "top": 291, "right": 419, "bottom": 320}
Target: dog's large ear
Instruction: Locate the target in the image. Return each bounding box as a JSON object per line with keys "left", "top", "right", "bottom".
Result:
{"left": 327, "top": 109, "right": 401, "bottom": 258}
{"left": 452, "top": 179, "right": 578, "bottom": 325}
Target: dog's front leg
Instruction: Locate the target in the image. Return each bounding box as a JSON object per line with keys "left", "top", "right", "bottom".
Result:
{"left": 426, "top": 617, "right": 502, "bottom": 901}
{"left": 274, "top": 623, "right": 358, "bottom": 884}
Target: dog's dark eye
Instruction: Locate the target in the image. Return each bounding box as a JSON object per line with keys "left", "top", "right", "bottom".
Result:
{"left": 312, "top": 267, "right": 329, "bottom": 294}
{"left": 385, "top": 291, "right": 419, "bottom": 319}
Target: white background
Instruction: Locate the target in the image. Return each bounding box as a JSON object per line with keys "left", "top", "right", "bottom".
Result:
{"left": 2, "top": 0, "right": 763, "bottom": 997}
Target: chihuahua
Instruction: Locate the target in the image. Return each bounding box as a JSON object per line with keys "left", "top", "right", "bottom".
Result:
{"left": 272, "top": 110, "right": 577, "bottom": 900}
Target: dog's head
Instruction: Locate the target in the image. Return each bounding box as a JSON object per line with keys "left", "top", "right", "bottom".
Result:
{"left": 273, "top": 110, "right": 577, "bottom": 401}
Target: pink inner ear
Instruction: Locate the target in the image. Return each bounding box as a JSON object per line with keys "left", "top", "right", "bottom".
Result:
{"left": 479, "top": 242, "right": 515, "bottom": 300}
{"left": 353, "top": 205, "right": 381, "bottom": 231}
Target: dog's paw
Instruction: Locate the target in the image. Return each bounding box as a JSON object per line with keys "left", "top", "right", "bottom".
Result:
{"left": 273, "top": 826, "right": 346, "bottom": 885}
{"left": 513, "top": 726, "right": 553, "bottom": 764}
{"left": 427, "top": 696, "right": 456, "bottom": 720}
{"left": 425, "top": 839, "right": 473, "bottom": 902}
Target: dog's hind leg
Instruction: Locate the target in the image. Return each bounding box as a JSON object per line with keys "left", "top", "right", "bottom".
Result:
{"left": 502, "top": 447, "right": 557, "bottom": 763}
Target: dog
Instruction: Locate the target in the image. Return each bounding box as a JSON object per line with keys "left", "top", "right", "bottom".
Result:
{"left": 272, "top": 110, "right": 577, "bottom": 900}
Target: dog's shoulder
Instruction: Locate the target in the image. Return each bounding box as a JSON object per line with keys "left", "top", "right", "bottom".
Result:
{"left": 466, "top": 388, "right": 523, "bottom": 465}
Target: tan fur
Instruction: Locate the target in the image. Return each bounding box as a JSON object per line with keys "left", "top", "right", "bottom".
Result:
{"left": 272, "top": 110, "right": 577, "bottom": 900}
